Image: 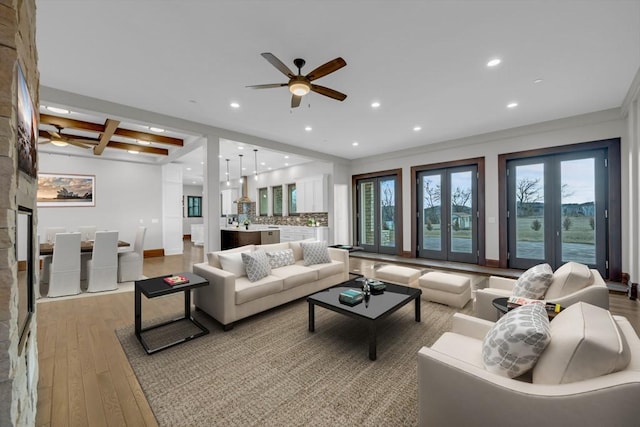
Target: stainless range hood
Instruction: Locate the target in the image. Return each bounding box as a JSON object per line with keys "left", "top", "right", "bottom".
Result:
{"left": 235, "top": 176, "right": 253, "bottom": 203}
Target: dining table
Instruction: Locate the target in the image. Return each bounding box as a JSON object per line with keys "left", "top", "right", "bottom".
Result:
{"left": 39, "top": 240, "right": 130, "bottom": 256}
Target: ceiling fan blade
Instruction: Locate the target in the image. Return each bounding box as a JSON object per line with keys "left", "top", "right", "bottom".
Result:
{"left": 310, "top": 84, "right": 347, "bottom": 101}
{"left": 305, "top": 57, "right": 346, "bottom": 81}
{"left": 246, "top": 83, "right": 288, "bottom": 89}
{"left": 67, "top": 140, "right": 92, "bottom": 149}
{"left": 261, "top": 53, "right": 295, "bottom": 78}
{"left": 46, "top": 129, "right": 62, "bottom": 139}
{"left": 291, "top": 95, "right": 301, "bottom": 108}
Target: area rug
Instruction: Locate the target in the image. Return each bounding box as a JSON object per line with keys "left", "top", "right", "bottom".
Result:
{"left": 116, "top": 297, "right": 472, "bottom": 426}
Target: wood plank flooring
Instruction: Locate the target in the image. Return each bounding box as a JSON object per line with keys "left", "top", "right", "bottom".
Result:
{"left": 35, "top": 244, "right": 640, "bottom": 426}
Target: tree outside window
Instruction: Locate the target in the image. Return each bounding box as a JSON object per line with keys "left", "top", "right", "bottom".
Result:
{"left": 258, "top": 187, "right": 268, "bottom": 216}
{"left": 288, "top": 183, "right": 297, "bottom": 215}
{"left": 187, "top": 196, "right": 202, "bottom": 217}
{"left": 273, "top": 186, "right": 283, "bottom": 216}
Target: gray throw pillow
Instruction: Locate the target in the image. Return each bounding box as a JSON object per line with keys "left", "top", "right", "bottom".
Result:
{"left": 266, "top": 249, "right": 295, "bottom": 269}
{"left": 482, "top": 303, "right": 551, "bottom": 378}
{"left": 300, "top": 241, "right": 332, "bottom": 266}
{"left": 241, "top": 249, "right": 271, "bottom": 282}
{"left": 512, "top": 263, "right": 553, "bottom": 299}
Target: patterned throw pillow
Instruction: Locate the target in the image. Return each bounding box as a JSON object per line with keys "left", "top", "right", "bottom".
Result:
{"left": 512, "top": 263, "right": 554, "bottom": 299}
{"left": 482, "top": 303, "right": 551, "bottom": 378}
{"left": 266, "top": 249, "right": 295, "bottom": 269}
{"left": 300, "top": 241, "right": 332, "bottom": 266}
{"left": 241, "top": 249, "right": 272, "bottom": 282}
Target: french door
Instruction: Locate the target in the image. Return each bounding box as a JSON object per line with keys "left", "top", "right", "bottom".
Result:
{"left": 506, "top": 150, "right": 608, "bottom": 275}
{"left": 417, "top": 165, "right": 478, "bottom": 263}
{"left": 356, "top": 175, "right": 400, "bottom": 254}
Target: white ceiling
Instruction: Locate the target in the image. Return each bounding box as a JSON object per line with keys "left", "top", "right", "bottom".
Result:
{"left": 36, "top": 1, "right": 640, "bottom": 168}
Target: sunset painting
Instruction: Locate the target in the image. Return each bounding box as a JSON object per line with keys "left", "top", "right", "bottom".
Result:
{"left": 37, "top": 173, "right": 95, "bottom": 207}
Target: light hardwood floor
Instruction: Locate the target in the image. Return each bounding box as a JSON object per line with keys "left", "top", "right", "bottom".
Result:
{"left": 35, "top": 243, "right": 640, "bottom": 426}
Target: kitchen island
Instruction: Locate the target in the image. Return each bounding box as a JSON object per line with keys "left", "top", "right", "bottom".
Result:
{"left": 221, "top": 228, "right": 280, "bottom": 250}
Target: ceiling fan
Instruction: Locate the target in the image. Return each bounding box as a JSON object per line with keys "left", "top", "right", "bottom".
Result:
{"left": 38, "top": 126, "right": 93, "bottom": 149}
{"left": 247, "top": 52, "right": 347, "bottom": 108}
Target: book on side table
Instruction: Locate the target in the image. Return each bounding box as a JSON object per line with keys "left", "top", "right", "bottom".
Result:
{"left": 163, "top": 275, "right": 190, "bottom": 286}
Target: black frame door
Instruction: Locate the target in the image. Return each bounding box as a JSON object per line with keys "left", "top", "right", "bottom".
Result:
{"left": 356, "top": 175, "right": 400, "bottom": 255}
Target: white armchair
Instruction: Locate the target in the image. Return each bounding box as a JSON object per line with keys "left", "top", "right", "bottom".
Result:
{"left": 418, "top": 305, "right": 640, "bottom": 426}
{"left": 475, "top": 262, "right": 609, "bottom": 321}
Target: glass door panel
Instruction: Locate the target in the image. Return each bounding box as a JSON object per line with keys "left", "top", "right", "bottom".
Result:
{"left": 359, "top": 181, "right": 375, "bottom": 249}
{"left": 379, "top": 178, "right": 396, "bottom": 248}
{"left": 514, "top": 163, "right": 545, "bottom": 261}
{"left": 450, "top": 171, "right": 473, "bottom": 254}
{"left": 421, "top": 174, "right": 442, "bottom": 251}
{"left": 357, "top": 176, "right": 400, "bottom": 254}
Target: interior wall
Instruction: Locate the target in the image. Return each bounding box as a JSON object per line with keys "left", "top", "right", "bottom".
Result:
{"left": 351, "top": 109, "right": 626, "bottom": 265}
{"left": 37, "top": 153, "right": 163, "bottom": 250}
{"left": 182, "top": 184, "right": 203, "bottom": 234}
{"left": 0, "top": 0, "right": 39, "bottom": 424}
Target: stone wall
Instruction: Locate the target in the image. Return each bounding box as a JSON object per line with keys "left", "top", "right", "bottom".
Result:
{"left": 0, "top": 0, "right": 39, "bottom": 425}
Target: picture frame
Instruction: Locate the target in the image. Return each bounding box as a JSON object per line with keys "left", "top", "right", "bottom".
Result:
{"left": 37, "top": 173, "right": 96, "bottom": 207}
{"left": 16, "top": 63, "right": 38, "bottom": 178}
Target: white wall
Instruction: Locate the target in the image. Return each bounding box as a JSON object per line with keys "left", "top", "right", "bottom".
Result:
{"left": 351, "top": 109, "right": 627, "bottom": 265}
{"left": 183, "top": 184, "right": 203, "bottom": 234}
{"left": 37, "top": 153, "right": 163, "bottom": 250}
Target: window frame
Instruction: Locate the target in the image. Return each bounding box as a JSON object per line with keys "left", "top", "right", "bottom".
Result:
{"left": 287, "top": 183, "right": 298, "bottom": 216}
{"left": 272, "top": 185, "right": 283, "bottom": 217}
{"left": 258, "top": 187, "right": 268, "bottom": 216}
{"left": 186, "top": 195, "right": 202, "bottom": 218}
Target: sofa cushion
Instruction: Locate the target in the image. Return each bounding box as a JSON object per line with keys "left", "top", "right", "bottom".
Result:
{"left": 241, "top": 249, "right": 272, "bottom": 282}
{"left": 532, "top": 302, "right": 631, "bottom": 384}
{"left": 208, "top": 245, "right": 255, "bottom": 269}
{"left": 432, "top": 332, "right": 485, "bottom": 369}
{"left": 235, "top": 275, "right": 283, "bottom": 305}
{"left": 259, "top": 242, "right": 290, "bottom": 253}
{"left": 482, "top": 303, "right": 551, "bottom": 378}
{"left": 289, "top": 238, "right": 317, "bottom": 261}
{"left": 301, "top": 240, "right": 332, "bottom": 266}
{"left": 218, "top": 251, "right": 252, "bottom": 277}
{"left": 512, "top": 263, "right": 553, "bottom": 299}
{"left": 545, "top": 262, "right": 594, "bottom": 300}
{"left": 301, "top": 260, "right": 344, "bottom": 279}
{"left": 266, "top": 249, "right": 295, "bottom": 269}
{"left": 270, "top": 264, "right": 319, "bottom": 290}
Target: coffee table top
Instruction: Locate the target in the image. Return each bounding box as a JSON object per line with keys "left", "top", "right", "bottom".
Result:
{"left": 307, "top": 278, "right": 421, "bottom": 320}
{"left": 136, "top": 272, "right": 208, "bottom": 298}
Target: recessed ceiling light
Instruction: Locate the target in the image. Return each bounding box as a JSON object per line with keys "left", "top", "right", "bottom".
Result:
{"left": 201, "top": 161, "right": 204, "bottom": 165}
{"left": 238, "top": 146, "right": 244, "bottom": 150}
{"left": 352, "top": 142, "right": 359, "bottom": 146}
{"left": 487, "top": 58, "right": 501, "bottom": 67}
{"left": 128, "top": 150, "right": 139, "bottom": 154}
{"left": 305, "top": 126, "right": 312, "bottom": 131}
{"left": 533, "top": 78, "right": 543, "bottom": 84}
{"left": 230, "top": 102, "right": 240, "bottom": 109}
{"left": 371, "top": 101, "right": 381, "bottom": 108}
{"left": 507, "top": 102, "right": 518, "bottom": 109}
{"left": 192, "top": 181, "right": 196, "bottom": 184}
{"left": 218, "top": 154, "right": 223, "bottom": 158}
{"left": 148, "top": 126, "right": 165, "bottom": 133}
{"left": 46, "top": 106, "right": 70, "bottom": 114}
{"left": 268, "top": 167, "right": 272, "bottom": 170}
{"left": 413, "top": 126, "right": 422, "bottom": 131}
{"left": 284, "top": 155, "right": 289, "bottom": 159}
{"left": 284, "top": 163, "right": 289, "bottom": 166}
{"left": 137, "top": 140, "right": 151, "bottom": 145}
{"left": 186, "top": 167, "right": 192, "bottom": 171}
{"left": 260, "top": 162, "right": 266, "bottom": 166}
{"left": 242, "top": 167, "right": 246, "bottom": 171}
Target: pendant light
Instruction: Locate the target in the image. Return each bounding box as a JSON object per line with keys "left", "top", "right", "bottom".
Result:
{"left": 225, "top": 159, "right": 230, "bottom": 186}
{"left": 253, "top": 149, "right": 259, "bottom": 181}
{"left": 238, "top": 154, "right": 244, "bottom": 184}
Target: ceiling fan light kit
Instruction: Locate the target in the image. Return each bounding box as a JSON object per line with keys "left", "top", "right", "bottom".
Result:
{"left": 247, "top": 52, "right": 347, "bottom": 108}
{"left": 50, "top": 140, "right": 68, "bottom": 147}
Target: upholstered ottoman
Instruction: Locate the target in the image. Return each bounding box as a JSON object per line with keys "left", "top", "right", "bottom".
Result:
{"left": 419, "top": 271, "right": 471, "bottom": 308}
{"left": 375, "top": 265, "right": 421, "bottom": 288}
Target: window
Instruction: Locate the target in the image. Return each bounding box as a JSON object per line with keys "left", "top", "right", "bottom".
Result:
{"left": 288, "top": 183, "right": 297, "bottom": 215}
{"left": 258, "top": 187, "right": 268, "bottom": 216}
{"left": 187, "top": 196, "right": 202, "bottom": 217}
{"left": 272, "top": 186, "right": 283, "bottom": 216}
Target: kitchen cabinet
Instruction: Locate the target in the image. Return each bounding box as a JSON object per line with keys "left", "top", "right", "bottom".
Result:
{"left": 221, "top": 189, "right": 239, "bottom": 215}
{"left": 278, "top": 226, "right": 329, "bottom": 243}
{"left": 296, "top": 175, "right": 327, "bottom": 213}
{"left": 221, "top": 228, "right": 280, "bottom": 250}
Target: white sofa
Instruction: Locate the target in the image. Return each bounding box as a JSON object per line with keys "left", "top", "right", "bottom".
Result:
{"left": 193, "top": 240, "right": 349, "bottom": 330}
{"left": 475, "top": 262, "right": 609, "bottom": 321}
{"left": 418, "top": 303, "right": 640, "bottom": 426}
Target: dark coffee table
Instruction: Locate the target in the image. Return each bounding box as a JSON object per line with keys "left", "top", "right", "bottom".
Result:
{"left": 135, "top": 272, "right": 209, "bottom": 354}
{"left": 307, "top": 279, "right": 421, "bottom": 360}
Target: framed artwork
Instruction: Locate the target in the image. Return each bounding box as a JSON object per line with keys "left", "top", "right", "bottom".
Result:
{"left": 16, "top": 63, "right": 38, "bottom": 178}
{"left": 37, "top": 173, "right": 95, "bottom": 207}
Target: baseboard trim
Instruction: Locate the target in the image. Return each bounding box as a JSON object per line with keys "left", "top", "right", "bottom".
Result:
{"left": 401, "top": 251, "right": 412, "bottom": 258}
{"left": 144, "top": 249, "right": 165, "bottom": 258}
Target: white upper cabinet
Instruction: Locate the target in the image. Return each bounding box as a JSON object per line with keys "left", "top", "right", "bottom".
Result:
{"left": 221, "top": 188, "right": 239, "bottom": 215}
{"left": 296, "top": 174, "right": 328, "bottom": 213}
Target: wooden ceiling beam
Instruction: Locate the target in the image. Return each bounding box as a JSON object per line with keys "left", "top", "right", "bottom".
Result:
{"left": 40, "top": 113, "right": 184, "bottom": 146}
{"left": 94, "top": 118, "right": 120, "bottom": 155}
{"left": 107, "top": 141, "right": 169, "bottom": 155}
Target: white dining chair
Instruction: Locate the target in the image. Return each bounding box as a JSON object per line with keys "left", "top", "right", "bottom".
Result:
{"left": 87, "top": 231, "right": 119, "bottom": 292}
{"left": 78, "top": 225, "right": 97, "bottom": 241}
{"left": 47, "top": 232, "right": 81, "bottom": 297}
{"left": 41, "top": 227, "right": 66, "bottom": 284}
{"left": 118, "top": 226, "right": 146, "bottom": 282}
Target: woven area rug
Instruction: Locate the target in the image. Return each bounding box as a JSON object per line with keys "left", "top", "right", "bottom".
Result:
{"left": 116, "top": 296, "right": 472, "bottom": 426}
